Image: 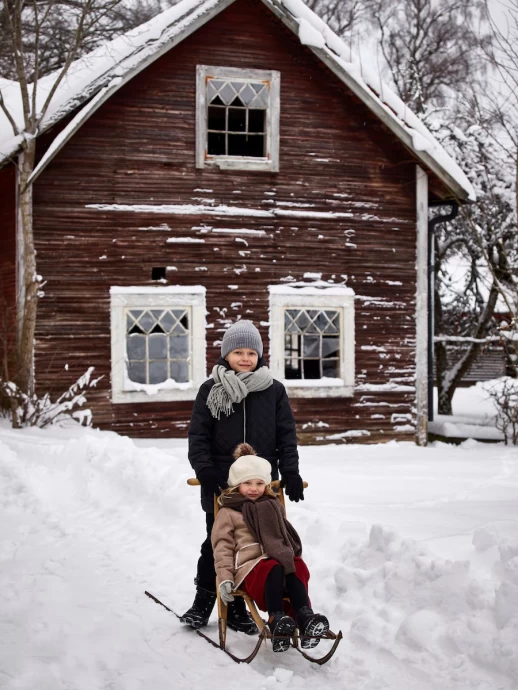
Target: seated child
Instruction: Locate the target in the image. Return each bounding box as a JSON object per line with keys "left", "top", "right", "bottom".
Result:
{"left": 212, "top": 443, "right": 329, "bottom": 653}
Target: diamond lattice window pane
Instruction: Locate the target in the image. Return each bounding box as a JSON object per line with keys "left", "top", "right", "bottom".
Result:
{"left": 285, "top": 314, "right": 300, "bottom": 334}
{"left": 139, "top": 311, "right": 155, "bottom": 333}
{"left": 127, "top": 334, "right": 146, "bottom": 360}
{"left": 220, "top": 82, "right": 236, "bottom": 105}
{"left": 240, "top": 84, "right": 256, "bottom": 105}
{"left": 128, "top": 361, "right": 146, "bottom": 384}
{"left": 250, "top": 93, "right": 267, "bottom": 109}
{"left": 160, "top": 311, "right": 176, "bottom": 334}
{"left": 294, "top": 311, "right": 310, "bottom": 331}
{"left": 208, "top": 81, "right": 218, "bottom": 100}
{"left": 149, "top": 361, "right": 168, "bottom": 384}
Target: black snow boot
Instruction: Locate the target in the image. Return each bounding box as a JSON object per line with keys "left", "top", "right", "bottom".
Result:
{"left": 179, "top": 586, "right": 216, "bottom": 630}
{"left": 227, "top": 597, "right": 259, "bottom": 635}
{"left": 268, "top": 612, "right": 296, "bottom": 653}
{"left": 296, "top": 606, "right": 329, "bottom": 649}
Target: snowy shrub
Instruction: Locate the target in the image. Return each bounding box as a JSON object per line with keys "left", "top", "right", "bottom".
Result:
{"left": 0, "top": 367, "right": 103, "bottom": 428}
{"left": 486, "top": 377, "right": 518, "bottom": 445}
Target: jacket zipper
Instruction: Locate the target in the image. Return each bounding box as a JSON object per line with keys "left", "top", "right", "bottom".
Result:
{"left": 243, "top": 398, "right": 246, "bottom": 443}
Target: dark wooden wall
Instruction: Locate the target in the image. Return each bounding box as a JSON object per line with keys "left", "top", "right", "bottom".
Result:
{"left": 33, "top": 0, "right": 419, "bottom": 442}
{"left": 0, "top": 163, "right": 17, "bottom": 374}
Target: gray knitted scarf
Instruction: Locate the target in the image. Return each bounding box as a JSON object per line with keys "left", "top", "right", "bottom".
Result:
{"left": 206, "top": 365, "right": 273, "bottom": 419}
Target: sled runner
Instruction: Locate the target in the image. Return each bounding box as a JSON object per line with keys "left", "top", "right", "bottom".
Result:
{"left": 184, "top": 477, "right": 343, "bottom": 665}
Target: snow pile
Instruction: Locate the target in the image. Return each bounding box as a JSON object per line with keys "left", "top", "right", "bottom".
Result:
{"left": 1, "top": 423, "right": 518, "bottom": 689}
{"left": 331, "top": 524, "right": 518, "bottom": 683}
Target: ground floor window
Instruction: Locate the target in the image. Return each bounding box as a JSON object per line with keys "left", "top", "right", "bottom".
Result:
{"left": 269, "top": 286, "right": 355, "bottom": 398}
{"left": 110, "top": 286, "right": 206, "bottom": 403}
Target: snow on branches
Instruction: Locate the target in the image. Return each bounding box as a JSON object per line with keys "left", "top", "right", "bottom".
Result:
{"left": 0, "top": 367, "right": 103, "bottom": 428}
{"left": 427, "top": 115, "right": 517, "bottom": 414}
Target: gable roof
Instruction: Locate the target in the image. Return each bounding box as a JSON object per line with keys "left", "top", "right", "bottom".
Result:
{"left": 0, "top": 0, "right": 475, "bottom": 200}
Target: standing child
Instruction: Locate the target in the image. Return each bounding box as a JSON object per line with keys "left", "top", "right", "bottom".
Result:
{"left": 212, "top": 444, "right": 329, "bottom": 652}
{"left": 181, "top": 320, "right": 304, "bottom": 634}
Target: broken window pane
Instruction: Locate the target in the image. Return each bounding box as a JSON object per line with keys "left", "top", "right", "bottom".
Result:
{"left": 206, "top": 77, "right": 269, "bottom": 158}
{"left": 208, "top": 132, "right": 225, "bottom": 155}
{"left": 283, "top": 308, "right": 341, "bottom": 380}
{"left": 228, "top": 108, "right": 246, "bottom": 132}
{"left": 247, "top": 135, "right": 265, "bottom": 157}
{"left": 208, "top": 106, "right": 225, "bottom": 131}
{"left": 228, "top": 134, "right": 247, "bottom": 156}
{"left": 248, "top": 109, "right": 265, "bottom": 133}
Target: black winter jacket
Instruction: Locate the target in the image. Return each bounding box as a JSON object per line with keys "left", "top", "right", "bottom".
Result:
{"left": 188, "top": 357, "right": 299, "bottom": 512}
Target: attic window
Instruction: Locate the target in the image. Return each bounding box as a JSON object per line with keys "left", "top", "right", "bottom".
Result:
{"left": 197, "top": 65, "right": 280, "bottom": 172}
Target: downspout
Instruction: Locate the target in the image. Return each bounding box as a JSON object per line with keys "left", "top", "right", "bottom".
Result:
{"left": 427, "top": 201, "right": 459, "bottom": 422}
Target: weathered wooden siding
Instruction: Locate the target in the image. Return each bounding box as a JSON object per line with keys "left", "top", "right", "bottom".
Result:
{"left": 0, "top": 163, "right": 17, "bottom": 373}
{"left": 33, "top": 0, "right": 419, "bottom": 441}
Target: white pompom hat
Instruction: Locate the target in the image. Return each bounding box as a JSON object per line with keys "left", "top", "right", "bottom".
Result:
{"left": 228, "top": 454, "right": 272, "bottom": 487}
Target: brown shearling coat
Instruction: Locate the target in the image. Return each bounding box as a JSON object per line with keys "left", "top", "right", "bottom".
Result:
{"left": 211, "top": 506, "right": 267, "bottom": 588}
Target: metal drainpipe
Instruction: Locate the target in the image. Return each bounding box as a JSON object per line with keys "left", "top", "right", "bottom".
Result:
{"left": 428, "top": 201, "right": 459, "bottom": 422}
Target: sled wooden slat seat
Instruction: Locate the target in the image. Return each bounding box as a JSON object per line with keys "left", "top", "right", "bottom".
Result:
{"left": 187, "top": 476, "right": 342, "bottom": 664}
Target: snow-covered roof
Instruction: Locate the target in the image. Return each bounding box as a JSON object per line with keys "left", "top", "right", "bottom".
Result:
{"left": 0, "top": 0, "right": 475, "bottom": 200}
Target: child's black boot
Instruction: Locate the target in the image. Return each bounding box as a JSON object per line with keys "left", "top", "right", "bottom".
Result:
{"left": 179, "top": 585, "right": 216, "bottom": 629}
{"left": 227, "top": 597, "right": 258, "bottom": 635}
{"left": 268, "top": 612, "right": 296, "bottom": 652}
{"left": 296, "top": 606, "right": 329, "bottom": 649}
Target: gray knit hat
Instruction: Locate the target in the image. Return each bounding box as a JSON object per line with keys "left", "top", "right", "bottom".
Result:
{"left": 221, "top": 320, "right": 263, "bottom": 359}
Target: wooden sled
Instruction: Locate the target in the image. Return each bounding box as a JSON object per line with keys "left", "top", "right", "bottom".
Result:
{"left": 187, "top": 477, "right": 343, "bottom": 665}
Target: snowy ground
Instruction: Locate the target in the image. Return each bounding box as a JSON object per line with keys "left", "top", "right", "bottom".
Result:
{"left": 1, "top": 421, "right": 518, "bottom": 690}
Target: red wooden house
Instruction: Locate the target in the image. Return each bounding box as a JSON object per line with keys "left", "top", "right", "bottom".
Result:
{"left": 0, "top": 0, "right": 474, "bottom": 442}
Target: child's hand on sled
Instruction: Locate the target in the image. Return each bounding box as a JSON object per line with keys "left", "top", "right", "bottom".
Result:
{"left": 219, "top": 580, "right": 234, "bottom": 605}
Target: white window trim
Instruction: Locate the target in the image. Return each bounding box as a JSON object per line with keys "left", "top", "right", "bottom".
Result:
{"left": 196, "top": 65, "right": 280, "bottom": 173}
{"left": 110, "top": 286, "right": 206, "bottom": 404}
{"left": 269, "top": 286, "right": 355, "bottom": 398}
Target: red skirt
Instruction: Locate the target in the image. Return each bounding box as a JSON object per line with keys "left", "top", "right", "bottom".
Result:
{"left": 242, "top": 557, "right": 311, "bottom": 616}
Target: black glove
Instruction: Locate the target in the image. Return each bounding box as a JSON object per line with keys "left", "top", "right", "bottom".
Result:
{"left": 196, "top": 466, "right": 220, "bottom": 496}
{"left": 281, "top": 472, "right": 304, "bottom": 502}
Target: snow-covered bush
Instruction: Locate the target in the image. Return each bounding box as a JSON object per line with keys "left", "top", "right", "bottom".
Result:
{"left": 486, "top": 377, "right": 518, "bottom": 445}
{"left": 0, "top": 367, "right": 103, "bottom": 428}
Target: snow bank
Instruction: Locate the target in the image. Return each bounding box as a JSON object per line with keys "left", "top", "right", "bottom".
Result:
{"left": 1, "top": 423, "right": 517, "bottom": 689}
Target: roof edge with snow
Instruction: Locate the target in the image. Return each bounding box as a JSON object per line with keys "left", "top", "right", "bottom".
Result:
{"left": 0, "top": 0, "right": 475, "bottom": 201}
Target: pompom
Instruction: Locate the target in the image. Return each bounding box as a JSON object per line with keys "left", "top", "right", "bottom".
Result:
{"left": 233, "top": 443, "right": 257, "bottom": 460}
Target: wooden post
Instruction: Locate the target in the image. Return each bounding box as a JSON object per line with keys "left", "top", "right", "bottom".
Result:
{"left": 415, "top": 165, "right": 429, "bottom": 446}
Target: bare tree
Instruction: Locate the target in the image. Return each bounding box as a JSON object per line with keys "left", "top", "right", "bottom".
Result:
{"left": 0, "top": 0, "right": 174, "bottom": 80}
{"left": 305, "top": 0, "right": 374, "bottom": 36}
{"left": 430, "top": 114, "right": 517, "bottom": 414}
{"left": 0, "top": 0, "right": 133, "bottom": 397}
{"left": 370, "top": 0, "right": 490, "bottom": 114}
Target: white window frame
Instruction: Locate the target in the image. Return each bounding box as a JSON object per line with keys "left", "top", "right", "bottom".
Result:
{"left": 269, "top": 286, "right": 355, "bottom": 398}
{"left": 196, "top": 65, "right": 280, "bottom": 172}
{"left": 110, "top": 286, "right": 206, "bottom": 403}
